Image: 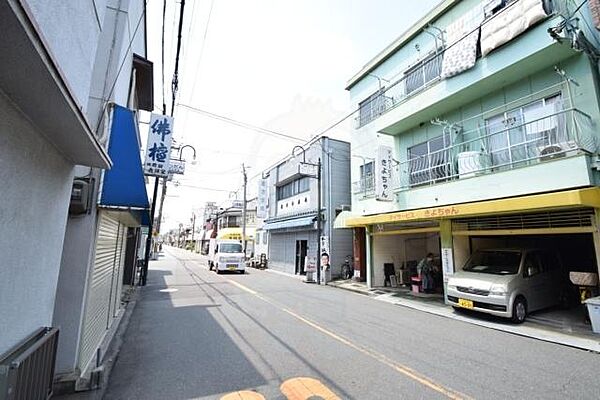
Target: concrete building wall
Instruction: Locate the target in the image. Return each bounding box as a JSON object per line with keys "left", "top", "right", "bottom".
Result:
{"left": 323, "top": 138, "right": 353, "bottom": 275}
{"left": 0, "top": 89, "right": 74, "bottom": 355}
{"left": 52, "top": 0, "right": 147, "bottom": 377}
{"left": 25, "top": 0, "right": 106, "bottom": 111}
{"left": 52, "top": 168, "right": 101, "bottom": 375}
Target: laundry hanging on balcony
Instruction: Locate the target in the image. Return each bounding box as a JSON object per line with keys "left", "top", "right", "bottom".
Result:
{"left": 480, "top": 0, "right": 547, "bottom": 57}
{"left": 440, "top": 4, "right": 484, "bottom": 79}
{"left": 590, "top": 0, "right": 600, "bottom": 30}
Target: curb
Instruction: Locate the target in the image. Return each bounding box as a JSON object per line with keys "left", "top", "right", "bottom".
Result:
{"left": 52, "top": 290, "right": 139, "bottom": 400}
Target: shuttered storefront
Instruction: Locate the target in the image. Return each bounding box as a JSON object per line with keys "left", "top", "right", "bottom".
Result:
{"left": 269, "top": 230, "right": 318, "bottom": 274}
{"left": 78, "top": 211, "right": 127, "bottom": 372}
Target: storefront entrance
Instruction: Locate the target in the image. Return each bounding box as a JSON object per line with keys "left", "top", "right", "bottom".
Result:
{"left": 295, "top": 240, "right": 308, "bottom": 275}
{"left": 371, "top": 225, "right": 443, "bottom": 297}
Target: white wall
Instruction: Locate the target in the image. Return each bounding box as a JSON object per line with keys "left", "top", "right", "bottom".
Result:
{"left": 25, "top": 0, "right": 106, "bottom": 111}
{"left": 350, "top": 126, "right": 397, "bottom": 216}
{"left": 0, "top": 90, "right": 73, "bottom": 355}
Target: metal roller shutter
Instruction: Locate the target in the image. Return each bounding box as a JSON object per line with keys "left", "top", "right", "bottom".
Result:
{"left": 78, "top": 211, "right": 119, "bottom": 372}
{"left": 452, "top": 208, "right": 596, "bottom": 235}
{"left": 110, "top": 225, "right": 127, "bottom": 318}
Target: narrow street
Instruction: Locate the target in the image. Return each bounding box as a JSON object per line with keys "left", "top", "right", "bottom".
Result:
{"left": 104, "top": 247, "right": 600, "bottom": 400}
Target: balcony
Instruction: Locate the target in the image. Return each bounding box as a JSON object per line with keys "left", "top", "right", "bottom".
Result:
{"left": 352, "top": 173, "right": 375, "bottom": 197}
{"left": 355, "top": 52, "right": 442, "bottom": 129}
{"left": 354, "top": 8, "right": 576, "bottom": 134}
{"left": 392, "top": 108, "right": 596, "bottom": 193}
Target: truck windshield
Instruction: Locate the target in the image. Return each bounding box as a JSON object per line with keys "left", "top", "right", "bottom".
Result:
{"left": 219, "top": 243, "right": 242, "bottom": 253}
{"left": 463, "top": 250, "right": 521, "bottom": 275}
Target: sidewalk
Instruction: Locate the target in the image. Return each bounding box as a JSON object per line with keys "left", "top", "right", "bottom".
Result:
{"left": 328, "top": 279, "right": 600, "bottom": 353}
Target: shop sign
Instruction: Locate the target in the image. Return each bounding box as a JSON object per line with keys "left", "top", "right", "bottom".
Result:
{"left": 144, "top": 114, "right": 174, "bottom": 177}
{"left": 383, "top": 206, "right": 461, "bottom": 223}
{"left": 257, "top": 178, "right": 268, "bottom": 219}
{"left": 441, "top": 247, "right": 454, "bottom": 282}
{"left": 375, "top": 145, "right": 393, "bottom": 201}
{"left": 305, "top": 255, "right": 317, "bottom": 272}
{"left": 320, "top": 235, "right": 330, "bottom": 256}
{"left": 168, "top": 159, "right": 185, "bottom": 175}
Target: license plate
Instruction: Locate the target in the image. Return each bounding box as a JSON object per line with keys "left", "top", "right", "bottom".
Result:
{"left": 227, "top": 264, "right": 237, "bottom": 270}
{"left": 458, "top": 298, "right": 474, "bottom": 309}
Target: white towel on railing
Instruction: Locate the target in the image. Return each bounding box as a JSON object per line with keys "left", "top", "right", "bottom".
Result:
{"left": 440, "top": 4, "right": 484, "bottom": 79}
{"left": 480, "top": 0, "right": 547, "bottom": 57}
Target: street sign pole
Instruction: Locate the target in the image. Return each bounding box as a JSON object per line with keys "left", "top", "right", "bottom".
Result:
{"left": 141, "top": 176, "right": 159, "bottom": 286}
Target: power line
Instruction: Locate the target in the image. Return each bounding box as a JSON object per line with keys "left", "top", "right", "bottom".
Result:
{"left": 177, "top": 103, "right": 307, "bottom": 142}
{"left": 188, "top": 0, "right": 215, "bottom": 102}
{"left": 171, "top": 0, "right": 187, "bottom": 117}
{"left": 161, "top": 0, "right": 167, "bottom": 114}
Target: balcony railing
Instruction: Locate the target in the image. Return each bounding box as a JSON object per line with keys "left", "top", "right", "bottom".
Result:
{"left": 391, "top": 108, "right": 596, "bottom": 191}
{"left": 356, "top": 52, "right": 442, "bottom": 128}
{"left": 352, "top": 173, "right": 375, "bottom": 196}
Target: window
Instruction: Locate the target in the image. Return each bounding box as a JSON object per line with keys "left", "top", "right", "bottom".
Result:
{"left": 524, "top": 252, "right": 544, "bottom": 277}
{"left": 463, "top": 250, "right": 522, "bottom": 275}
{"left": 276, "top": 177, "right": 311, "bottom": 200}
{"left": 404, "top": 51, "right": 443, "bottom": 95}
{"left": 358, "top": 89, "right": 387, "bottom": 127}
{"left": 407, "top": 133, "right": 451, "bottom": 186}
{"left": 359, "top": 161, "right": 374, "bottom": 192}
{"left": 486, "top": 94, "right": 563, "bottom": 169}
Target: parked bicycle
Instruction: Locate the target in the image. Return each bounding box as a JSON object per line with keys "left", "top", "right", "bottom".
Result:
{"left": 341, "top": 254, "right": 353, "bottom": 280}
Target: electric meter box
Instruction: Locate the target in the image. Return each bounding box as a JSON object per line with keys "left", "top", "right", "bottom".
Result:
{"left": 69, "top": 179, "right": 90, "bottom": 215}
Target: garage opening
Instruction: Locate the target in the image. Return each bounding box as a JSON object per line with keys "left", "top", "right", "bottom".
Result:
{"left": 451, "top": 208, "right": 599, "bottom": 336}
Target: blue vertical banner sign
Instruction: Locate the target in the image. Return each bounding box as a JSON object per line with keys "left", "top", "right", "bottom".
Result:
{"left": 144, "top": 114, "right": 174, "bottom": 177}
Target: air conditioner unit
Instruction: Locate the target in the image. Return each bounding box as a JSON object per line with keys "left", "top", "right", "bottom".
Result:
{"left": 539, "top": 141, "right": 578, "bottom": 161}
{"left": 457, "top": 151, "right": 491, "bottom": 178}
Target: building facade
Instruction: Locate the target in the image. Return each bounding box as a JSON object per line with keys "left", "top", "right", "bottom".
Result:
{"left": 346, "top": 0, "right": 600, "bottom": 304}
{"left": 0, "top": 0, "right": 152, "bottom": 393}
{"left": 261, "top": 137, "right": 353, "bottom": 278}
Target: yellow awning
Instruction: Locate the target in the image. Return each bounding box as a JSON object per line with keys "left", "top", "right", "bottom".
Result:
{"left": 346, "top": 187, "right": 600, "bottom": 227}
{"left": 216, "top": 227, "right": 256, "bottom": 240}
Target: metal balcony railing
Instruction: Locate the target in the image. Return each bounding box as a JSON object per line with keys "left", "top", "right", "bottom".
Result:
{"left": 352, "top": 173, "right": 375, "bottom": 196}
{"left": 391, "top": 108, "right": 596, "bottom": 191}
{"left": 355, "top": 52, "right": 442, "bottom": 129}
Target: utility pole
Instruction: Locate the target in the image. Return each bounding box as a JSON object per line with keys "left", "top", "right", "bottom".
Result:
{"left": 242, "top": 163, "right": 248, "bottom": 255}
{"left": 316, "top": 157, "right": 322, "bottom": 285}
{"left": 141, "top": 0, "right": 186, "bottom": 286}
{"left": 191, "top": 212, "right": 196, "bottom": 242}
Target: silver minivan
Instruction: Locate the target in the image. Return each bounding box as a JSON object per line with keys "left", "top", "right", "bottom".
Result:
{"left": 446, "top": 248, "right": 566, "bottom": 323}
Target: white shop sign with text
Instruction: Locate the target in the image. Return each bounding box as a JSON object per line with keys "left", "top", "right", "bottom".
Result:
{"left": 144, "top": 114, "right": 174, "bottom": 177}
{"left": 375, "top": 145, "right": 393, "bottom": 201}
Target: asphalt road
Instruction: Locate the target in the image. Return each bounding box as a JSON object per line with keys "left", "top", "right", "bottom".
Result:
{"left": 103, "top": 247, "right": 600, "bottom": 400}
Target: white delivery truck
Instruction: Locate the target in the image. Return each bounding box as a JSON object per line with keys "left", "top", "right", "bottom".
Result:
{"left": 208, "top": 239, "right": 246, "bottom": 274}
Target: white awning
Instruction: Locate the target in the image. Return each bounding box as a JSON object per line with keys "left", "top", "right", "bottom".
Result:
{"left": 334, "top": 210, "right": 357, "bottom": 229}
{"left": 263, "top": 216, "right": 316, "bottom": 231}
